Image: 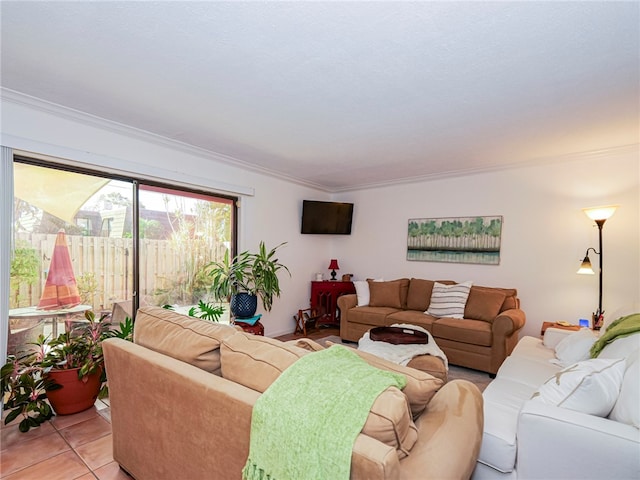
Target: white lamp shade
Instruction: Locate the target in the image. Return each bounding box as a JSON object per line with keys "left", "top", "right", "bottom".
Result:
{"left": 583, "top": 205, "right": 618, "bottom": 221}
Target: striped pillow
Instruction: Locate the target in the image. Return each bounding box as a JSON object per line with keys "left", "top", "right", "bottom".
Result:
{"left": 426, "top": 281, "right": 473, "bottom": 318}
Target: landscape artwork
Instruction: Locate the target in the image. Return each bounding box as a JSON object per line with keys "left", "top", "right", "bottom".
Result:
{"left": 407, "top": 216, "right": 503, "bottom": 265}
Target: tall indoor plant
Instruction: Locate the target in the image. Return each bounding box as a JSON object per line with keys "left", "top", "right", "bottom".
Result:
{"left": 207, "top": 241, "right": 290, "bottom": 318}
{"left": 1, "top": 310, "right": 133, "bottom": 432}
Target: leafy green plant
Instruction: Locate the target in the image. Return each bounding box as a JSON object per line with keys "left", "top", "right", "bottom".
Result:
{"left": 9, "top": 241, "right": 41, "bottom": 308}
{"left": 162, "top": 301, "right": 225, "bottom": 322}
{"left": 1, "top": 310, "right": 131, "bottom": 432}
{"left": 206, "top": 241, "right": 290, "bottom": 312}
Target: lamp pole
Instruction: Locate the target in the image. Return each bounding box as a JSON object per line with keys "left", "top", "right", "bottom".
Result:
{"left": 595, "top": 219, "right": 604, "bottom": 320}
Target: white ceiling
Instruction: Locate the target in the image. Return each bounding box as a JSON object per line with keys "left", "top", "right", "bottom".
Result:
{"left": 1, "top": 1, "right": 638, "bottom": 191}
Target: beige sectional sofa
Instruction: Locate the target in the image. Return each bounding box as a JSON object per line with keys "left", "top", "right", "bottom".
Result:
{"left": 338, "top": 278, "right": 526, "bottom": 374}
{"left": 103, "top": 306, "right": 484, "bottom": 480}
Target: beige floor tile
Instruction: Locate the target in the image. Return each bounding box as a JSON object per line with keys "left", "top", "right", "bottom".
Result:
{"left": 59, "top": 417, "right": 111, "bottom": 449}
{"left": 50, "top": 407, "right": 100, "bottom": 431}
{"left": 0, "top": 431, "right": 70, "bottom": 477}
{"left": 0, "top": 421, "right": 56, "bottom": 450}
{"left": 93, "top": 461, "right": 132, "bottom": 480}
{"left": 74, "top": 434, "right": 114, "bottom": 471}
{"left": 2, "top": 450, "right": 90, "bottom": 480}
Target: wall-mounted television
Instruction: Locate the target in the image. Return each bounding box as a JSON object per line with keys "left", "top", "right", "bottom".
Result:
{"left": 301, "top": 200, "right": 354, "bottom": 235}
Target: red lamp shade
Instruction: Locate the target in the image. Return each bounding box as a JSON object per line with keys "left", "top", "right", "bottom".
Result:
{"left": 328, "top": 259, "right": 340, "bottom": 280}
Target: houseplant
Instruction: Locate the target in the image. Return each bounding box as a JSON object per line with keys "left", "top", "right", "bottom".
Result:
{"left": 1, "top": 310, "right": 133, "bottom": 432}
{"left": 206, "top": 241, "right": 290, "bottom": 318}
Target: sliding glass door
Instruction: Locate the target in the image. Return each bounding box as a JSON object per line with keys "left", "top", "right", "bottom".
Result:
{"left": 10, "top": 157, "right": 235, "bottom": 347}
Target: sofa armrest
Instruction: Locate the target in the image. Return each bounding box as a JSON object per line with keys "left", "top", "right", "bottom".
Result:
{"left": 517, "top": 401, "right": 640, "bottom": 479}
{"left": 338, "top": 293, "right": 358, "bottom": 311}
{"left": 494, "top": 308, "right": 526, "bottom": 336}
{"left": 398, "top": 380, "right": 484, "bottom": 479}
{"left": 104, "top": 338, "right": 261, "bottom": 480}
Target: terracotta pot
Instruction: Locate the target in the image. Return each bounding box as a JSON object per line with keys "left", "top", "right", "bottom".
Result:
{"left": 46, "top": 367, "right": 102, "bottom": 415}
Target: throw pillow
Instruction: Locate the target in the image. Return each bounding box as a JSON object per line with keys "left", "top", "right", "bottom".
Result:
{"left": 553, "top": 328, "right": 598, "bottom": 367}
{"left": 327, "top": 340, "right": 444, "bottom": 417}
{"left": 220, "top": 332, "right": 309, "bottom": 392}
{"left": 531, "top": 358, "right": 625, "bottom": 417}
{"left": 363, "top": 387, "right": 418, "bottom": 458}
{"left": 354, "top": 280, "right": 370, "bottom": 306}
{"left": 368, "top": 280, "right": 403, "bottom": 309}
{"left": 426, "top": 281, "right": 473, "bottom": 319}
{"left": 133, "top": 305, "right": 239, "bottom": 375}
{"left": 354, "top": 278, "right": 383, "bottom": 306}
{"left": 608, "top": 350, "right": 640, "bottom": 428}
{"left": 463, "top": 287, "right": 506, "bottom": 322}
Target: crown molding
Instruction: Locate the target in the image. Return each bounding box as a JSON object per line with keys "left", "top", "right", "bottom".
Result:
{"left": 2, "top": 88, "right": 636, "bottom": 195}
{"left": 1, "top": 88, "right": 330, "bottom": 193}
{"left": 330, "top": 144, "right": 640, "bottom": 193}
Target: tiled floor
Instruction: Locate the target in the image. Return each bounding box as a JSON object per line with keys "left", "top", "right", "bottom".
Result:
{"left": 0, "top": 398, "right": 130, "bottom": 480}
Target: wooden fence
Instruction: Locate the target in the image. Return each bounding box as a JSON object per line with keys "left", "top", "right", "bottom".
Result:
{"left": 11, "top": 233, "right": 226, "bottom": 311}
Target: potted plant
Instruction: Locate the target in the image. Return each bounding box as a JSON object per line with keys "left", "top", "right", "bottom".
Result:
{"left": 206, "top": 241, "right": 290, "bottom": 318}
{"left": 1, "top": 310, "right": 133, "bottom": 432}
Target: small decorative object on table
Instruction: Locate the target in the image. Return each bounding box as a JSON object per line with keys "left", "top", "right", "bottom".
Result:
{"left": 234, "top": 314, "right": 264, "bottom": 335}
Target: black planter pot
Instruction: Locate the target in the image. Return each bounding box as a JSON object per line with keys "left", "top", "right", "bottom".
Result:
{"left": 230, "top": 293, "right": 258, "bottom": 319}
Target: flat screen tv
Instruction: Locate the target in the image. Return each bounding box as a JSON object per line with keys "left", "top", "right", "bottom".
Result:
{"left": 301, "top": 200, "right": 354, "bottom": 235}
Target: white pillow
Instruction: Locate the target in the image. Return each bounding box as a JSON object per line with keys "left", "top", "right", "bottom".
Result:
{"left": 425, "top": 281, "right": 472, "bottom": 319}
{"left": 354, "top": 281, "right": 370, "bottom": 306}
{"left": 608, "top": 350, "right": 640, "bottom": 428}
{"left": 552, "top": 329, "right": 598, "bottom": 367}
{"left": 531, "top": 358, "right": 625, "bottom": 417}
{"left": 354, "top": 278, "right": 383, "bottom": 307}
{"left": 598, "top": 332, "right": 640, "bottom": 360}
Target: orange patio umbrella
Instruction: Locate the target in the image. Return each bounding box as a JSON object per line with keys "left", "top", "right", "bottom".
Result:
{"left": 37, "top": 229, "right": 82, "bottom": 310}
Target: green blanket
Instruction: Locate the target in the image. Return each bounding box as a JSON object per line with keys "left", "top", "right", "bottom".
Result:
{"left": 590, "top": 313, "right": 640, "bottom": 358}
{"left": 242, "top": 344, "right": 406, "bottom": 480}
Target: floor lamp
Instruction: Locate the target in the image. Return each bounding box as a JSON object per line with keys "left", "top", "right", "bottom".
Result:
{"left": 577, "top": 205, "right": 618, "bottom": 329}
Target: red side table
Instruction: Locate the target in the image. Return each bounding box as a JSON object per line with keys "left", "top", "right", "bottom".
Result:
{"left": 235, "top": 320, "right": 264, "bottom": 336}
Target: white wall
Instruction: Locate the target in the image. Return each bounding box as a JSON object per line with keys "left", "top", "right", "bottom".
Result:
{"left": 334, "top": 149, "right": 639, "bottom": 338}
{"left": 3, "top": 95, "right": 638, "bottom": 339}
{"left": 1, "top": 95, "right": 336, "bottom": 337}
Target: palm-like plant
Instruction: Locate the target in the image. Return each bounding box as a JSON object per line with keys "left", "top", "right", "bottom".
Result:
{"left": 207, "top": 241, "right": 290, "bottom": 312}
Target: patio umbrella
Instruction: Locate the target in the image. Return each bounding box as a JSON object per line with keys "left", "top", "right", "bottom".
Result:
{"left": 37, "top": 229, "right": 82, "bottom": 310}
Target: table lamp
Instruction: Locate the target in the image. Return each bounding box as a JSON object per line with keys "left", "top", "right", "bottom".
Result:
{"left": 328, "top": 259, "right": 340, "bottom": 281}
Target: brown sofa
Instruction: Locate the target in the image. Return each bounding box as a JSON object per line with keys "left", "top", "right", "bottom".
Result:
{"left": 338, "top": 278, "right": 526, "bottom": 375}
{"left": 103, "top": 306, "right": 484, "bottom": 480}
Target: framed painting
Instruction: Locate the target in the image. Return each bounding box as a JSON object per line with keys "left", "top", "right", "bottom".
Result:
{"left": 407, "top": 215, "right": 503, "bottom": 265}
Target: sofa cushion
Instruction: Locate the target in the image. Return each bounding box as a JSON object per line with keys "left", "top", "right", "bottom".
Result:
{"left": 328, "top": 341, "right": 444, "bottom": 417}
{"left": 223, "top": 334, "right": 419, "bottom": 458}
{"left": 133, "top": 306, "right": 238, "bottom": 375}
{"left": 553, "top": 329, "right": 598, "bottom": 367}
{"left": 479, "top": 377, "right": 537, "bottom": 473}
{"left": 608, "top": 350, "right": 640, "bottom": 427}
{"left": 531, "top": 358, "right": 626, "bottom": 417}
{"left": 349, "top": 306, "right": 400, "bottom": 326}
{"left": 220, "top": 332, "right": 309, "bottom": 392}
{"left": 464, "top": 287, "right": 506, "bottom": 322}
{"left": 363, "top": 387, "right": 418, "bottom": 458}
{"left": 406, "top": 279, "right": 435, "bottom": 312}
{"left": 368, "top": 279, "right": 409, "bottom": 309}
{"left": 426, "top": 281, "right": 472, "bottom": 319}
{"left": 432, "top": 317, "right": 492, "bottom": 347}
{"left": 387, "top": 310, "right": 437, "bottom": 331}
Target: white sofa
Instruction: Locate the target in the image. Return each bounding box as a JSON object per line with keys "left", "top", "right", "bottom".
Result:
{"left": 473, "top": 316, "right": 640, "bottom": 480}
